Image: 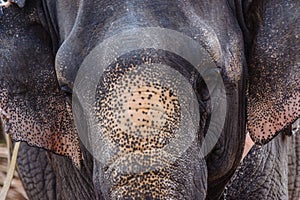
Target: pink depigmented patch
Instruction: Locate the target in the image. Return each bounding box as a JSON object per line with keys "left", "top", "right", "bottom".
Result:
{"left": 0, "top": 87, "right": 82, "bottom": 167}
{"left": 242, "top": 133, "right": 255, "bottom": 160}
{"left": 248, "top": 93, "right": 300, "bottom": 145}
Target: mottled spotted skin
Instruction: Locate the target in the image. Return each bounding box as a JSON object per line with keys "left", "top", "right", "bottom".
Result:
{"left": 96, "top": 64, "right": 181, "bottom": 155}
{"left": 92, "top": 49, "right": 206, "bottom": 198}
{"left": 0, "top": 1, "right": 82, "bottom": 166}
{"left": 98, "top": 69, "right": 181, "bottom": 198}
{"left": 246, "top": 0, "right": 300, "bottom": 144}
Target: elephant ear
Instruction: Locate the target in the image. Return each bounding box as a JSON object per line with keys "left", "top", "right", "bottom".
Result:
{"left": 247, "top": 0, "right": 300, "bottom": 145}
{"left": 0, "top": 0, "right": 82, "bottom": 166}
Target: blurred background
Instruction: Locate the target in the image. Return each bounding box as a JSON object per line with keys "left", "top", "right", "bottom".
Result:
{"left": 0, "top": 127, "right": 28, "bottom": 200}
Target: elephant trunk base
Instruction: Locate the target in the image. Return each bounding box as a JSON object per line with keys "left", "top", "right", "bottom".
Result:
{"left": 91, "top": 51, "right": 207, "bottom": 199}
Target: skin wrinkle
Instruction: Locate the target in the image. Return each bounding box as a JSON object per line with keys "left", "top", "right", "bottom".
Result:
{"left": 226, "top": 132, "right": 296, "bottom": 199}
{"left": 179, "top": 0, "right": 223, "bottom": 67}
{"left": 293, "top": 134, "right": 300, "bottom": 199}
{"left": 286, "top": 122, "right": 300, "bottom": 199}
{"left": 263, "top": 144, "right": 277, "bottom": 198}
{"left": 17, "top": 142, "right": 57, "bottom": 199}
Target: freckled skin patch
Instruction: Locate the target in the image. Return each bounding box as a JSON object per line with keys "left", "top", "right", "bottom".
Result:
{"left": 94, "top": 49, "right": 202, "bottom": 198}
{"left": 0, "top": 3, "right": 82, "bottom": 166}
{"left": 108, "top": 150, "right": 178, "bottom": 199}
{"left": 0, "top": 81, "right": 82, "bottom": 167}
{"left": 247, "top": 1, "right": 300, "bottom": 145}
{"left": 248, "top": 95, "right": 300, "bottom": 144}
{"left": 99, "top": 72, "right": 180, "bottom": 152}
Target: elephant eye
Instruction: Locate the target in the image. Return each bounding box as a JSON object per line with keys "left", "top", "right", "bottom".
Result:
{"left": 61, "top": 85, "right": 73, "bottom": 94}
{"left": 61, "top": 85, "right": 73, "bottom": 104}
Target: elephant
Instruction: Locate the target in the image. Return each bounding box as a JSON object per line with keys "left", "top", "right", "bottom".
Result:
{"left": 0, "top": 0, "right": 299, "bottom": 199}
{"left": 225, "top": 123, "right": 300, "bottom": 200}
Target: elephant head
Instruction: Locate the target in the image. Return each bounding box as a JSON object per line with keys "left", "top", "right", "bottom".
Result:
{"left": 0, "top": 0, "right": 299, "bottom": 199}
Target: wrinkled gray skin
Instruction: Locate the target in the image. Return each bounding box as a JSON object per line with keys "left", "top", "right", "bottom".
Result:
{"left": 0, "top": 0, "right": 298, "bottom": 199}
{"left": 226, "top": 128, "right": 300, "bottom": 200}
